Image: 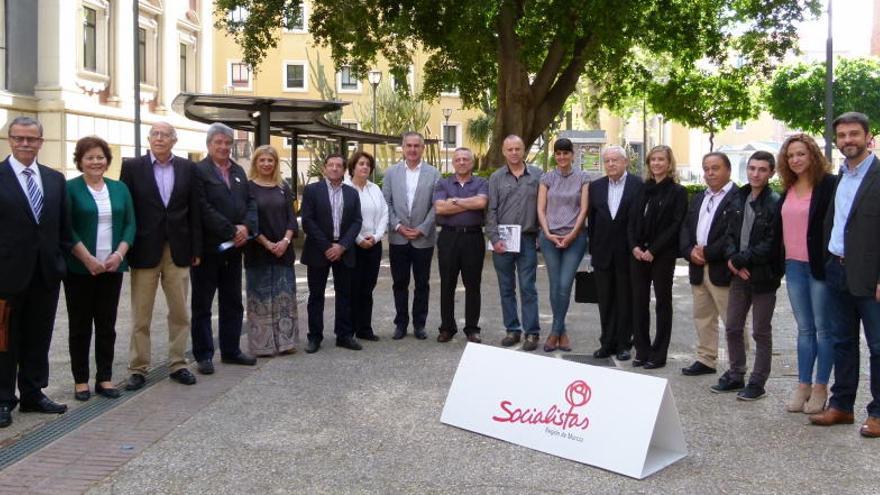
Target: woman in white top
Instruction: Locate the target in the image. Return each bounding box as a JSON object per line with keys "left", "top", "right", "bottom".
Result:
{"left": 346, "top": 151, "right": 389, "bottom": 340}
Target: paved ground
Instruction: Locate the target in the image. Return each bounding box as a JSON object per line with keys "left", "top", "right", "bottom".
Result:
{"left": 0, "top": 250, "right": 877, "bottom": 494}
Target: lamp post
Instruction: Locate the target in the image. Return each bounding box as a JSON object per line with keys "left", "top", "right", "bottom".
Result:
{"left": 442, "top": 107, "right": 453, "bottom": 172}
{"left": 823, "top": 0, "right": 834, "bottom": 161}
{"left": 368, "top": 70, "right": 382, "bottom": 166}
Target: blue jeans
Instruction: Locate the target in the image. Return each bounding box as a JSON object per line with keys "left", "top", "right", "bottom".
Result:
{"left": 493, "top": 233, "right": 540, "bottom": 335}
{"left": 825, "top": 257, "right": 880, "bottom": 417}
{"left": 785, "top": 260, "right": 834, "bottom": 385}
{"left": 540, "top": 231, "right": 588, "bottom": 335}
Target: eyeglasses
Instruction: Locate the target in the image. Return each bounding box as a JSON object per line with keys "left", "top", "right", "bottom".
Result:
{"left": 149, "top": 131, "right": 175, "bottom": 140}
{"left": 9, "top": 135, "right": 44, "bottom": 144}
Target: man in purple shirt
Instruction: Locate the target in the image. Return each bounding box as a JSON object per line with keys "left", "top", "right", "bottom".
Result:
{"left": 433, "top": 148, "right": 489, "bottom": 343}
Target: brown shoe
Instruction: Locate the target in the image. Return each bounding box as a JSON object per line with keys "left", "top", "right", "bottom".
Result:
{"left": 543, "top": 334, "right": 559, "bottom": 352}
{"left": 809, "top": 407, "right": 854, "bottom": 426}
{"left": 860, "top": 416, "right": 880, "bottom": 438}
{"left": 557, "top": 334, "right": 572, "bottom": 352}
{"left": 466, "top": 333, "right": 482, "bottom": 344}
{"left": 437, "top": 330, "right": 454, "bottom": 343}
{"left": 500, "top": 332, "right": 521, "bottom": 347}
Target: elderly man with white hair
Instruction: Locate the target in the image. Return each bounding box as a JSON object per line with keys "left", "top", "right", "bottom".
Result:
{"left": 587, "top": 145, "right": 643, "bottom": 361}
{"left": 190, "top": 123, "right": 258, "bottom": 375}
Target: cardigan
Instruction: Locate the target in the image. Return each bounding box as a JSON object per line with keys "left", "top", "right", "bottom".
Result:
{"left": 66, "top": 175, "right": 136, "bottom": 274}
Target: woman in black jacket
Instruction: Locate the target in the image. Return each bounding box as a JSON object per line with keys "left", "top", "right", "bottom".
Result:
{"left": 627, "top": 146, "right": 688, "bottom": 369}
{"left": 777, "top": 134, "right": 835, "bottom": 414}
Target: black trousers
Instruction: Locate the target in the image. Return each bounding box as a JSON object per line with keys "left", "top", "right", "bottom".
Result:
{"left": 191, "top": 250, "right": 244, "bottom": 362}
{"left": 389, "top": 243, "right": 434, "bottom": 332}
{"left": 594, "top": 251, "right": 633, "bottom": 353}
{"left": 630, "top": 251, "right": 676, "bottom": 363}
{"left": 306, "top": 261, "right": 353, "bottom": 343}
{"left": 0, "top": 271, "right": 60, "bottom": 408}
{"left": 64, "top": 272, "right": 124, "bottom": 383}
{"left": 351, "top": 242, "right": 383, "bottom": 338}
{"left": 437, "top": 229, "right": 484, "bottom": 335}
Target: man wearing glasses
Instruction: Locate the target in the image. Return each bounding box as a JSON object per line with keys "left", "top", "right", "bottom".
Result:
{"left": 679, "top": 152, "right": 739, "bottom": 376}
{"left": 0, "top": 117, "right": 71, "bottom": 427}
{"left": 120, "top": 122, "right": 202, "bottom": 390}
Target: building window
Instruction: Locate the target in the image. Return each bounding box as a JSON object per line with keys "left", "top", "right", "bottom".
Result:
{"left": 283, "top": 62, "right": 307, "bottom": 91}
{"left": 138, "top": 28, "right": 147, "bottom": 83}
{"left": 734, "top": 120, "right": 745, "bottom": 131}
{"left": 229, "top": 61, "right": 252, "bottom": 90}
{"left": 337, "top": 66, "right": 361, "bottom": 93}
{"left": 83, "top": 7, "right": 97, "bottom": 72}
{"left": 179, "top": 43, "right": 188, "bottom": 91}
{"left": 229, "top": 6, "right": 248, "bottom": 24}
{"left": 283, "top": 1, "right": 307, "bottom": 33}
{"left": 391, "top": 66, "right": 414, "bottom": 93}
{"left": 442, "top": 124, "right": 459, "bottom": 149}
{"left": 341, "top": 122, "right": 359, "bottom": 130}
{"left": 441, "top": 84, "right": 460, "bottom": 97}
{"left": 0, "top": 1, "right": 6, "bottom": 89}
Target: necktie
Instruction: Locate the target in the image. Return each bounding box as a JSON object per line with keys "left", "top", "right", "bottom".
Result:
{"left": 22, "top": 167, "right": 43, "bottom": 222}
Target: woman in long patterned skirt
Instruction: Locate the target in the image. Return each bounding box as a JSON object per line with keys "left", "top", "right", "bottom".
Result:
{"left": 245, "top": 145, "right": 300, "bottom": 355}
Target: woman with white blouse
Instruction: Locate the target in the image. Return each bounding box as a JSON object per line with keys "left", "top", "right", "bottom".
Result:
{"left": 346, "top": 151, "right": 389, "bottom": 341}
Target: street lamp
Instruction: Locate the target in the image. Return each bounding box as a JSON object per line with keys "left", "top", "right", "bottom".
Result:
{"left": 442, "top": 107, "right": 453, "bottom": 172}
{"left": 368, "top": 70, "right": 382, "bottom": 166}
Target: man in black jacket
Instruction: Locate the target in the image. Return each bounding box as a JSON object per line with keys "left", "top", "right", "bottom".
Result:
{"left": 710, "top": 151, "right": 782, "bottom": 401}
{"left": 121, "top": 122, "right": 201, "bottom": 390}
{"left": 191, "top": 123, "right": 258, "bottom": 374}
{"left": 300, "top": 154, "right": 363, "bottom": 353}
{"left": 0, "top": 117, "right": 71, "bottom": 427}
{"left": 679, "top": 152, "right": 739, "bottom": 376}
{"left": 588, "top": 146, "right": 643, "bottom": 361}
{"left": 810, "top": 112, "right": 880, "bottom": 438}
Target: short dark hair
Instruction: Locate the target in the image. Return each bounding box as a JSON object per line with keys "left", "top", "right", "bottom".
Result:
{"left": 832, "top": 111, "right": 870, "bottom": 135}
{"left": 73, "top": 135, "right": 113, "bottom": 172}
{"left": 703, "top": 151, "right": 731, "bottom": 170}
{"left": 553, "top": 138, "right": 573, "bottom": 152}
{"left": 324, "top": 153, "right": 345, "bottom": 165}
{"left": 748, "top": 150, "right": 776, "bottom": 171}
{"left": 346, "top": 151, "right": 375, "bottom": 176}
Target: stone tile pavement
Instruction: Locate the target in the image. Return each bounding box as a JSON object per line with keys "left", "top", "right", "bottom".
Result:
{"left": 0, "top": 253, "right": 877, "bottom": 493}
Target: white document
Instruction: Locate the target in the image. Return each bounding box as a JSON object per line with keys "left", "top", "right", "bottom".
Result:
{"left": 486, "top": 224, "right": 521, "bottom": 253}
{"left": 441, "top": 344, "right": 688, "bottom": 479}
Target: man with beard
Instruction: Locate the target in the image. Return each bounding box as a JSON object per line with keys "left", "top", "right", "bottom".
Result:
{"left": 809, "top": 112, "right": 880, "bottom": 438}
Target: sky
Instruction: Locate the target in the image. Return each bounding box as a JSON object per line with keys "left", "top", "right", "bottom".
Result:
{"left": 796, "top": 0, "right": 874, "bottom": 60}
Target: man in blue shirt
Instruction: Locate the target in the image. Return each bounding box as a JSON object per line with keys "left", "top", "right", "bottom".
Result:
{"left": 810, "top": 112, "right": 880, "bottom": 438}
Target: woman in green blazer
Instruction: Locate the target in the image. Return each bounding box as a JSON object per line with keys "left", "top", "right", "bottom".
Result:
{"left": 64, "top": 136, "right": 135, "bottom": 401}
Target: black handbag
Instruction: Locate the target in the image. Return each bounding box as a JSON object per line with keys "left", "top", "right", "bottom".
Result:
{"left": 574, "top": 271, "right": 598, "bottom": 304}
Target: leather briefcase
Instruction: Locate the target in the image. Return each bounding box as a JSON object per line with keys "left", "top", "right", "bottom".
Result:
{"left": 0, "top": 299, "right": 10, "bottom": 352}
{"left": 574, "top": 271, "right": 598, "bottom": 304}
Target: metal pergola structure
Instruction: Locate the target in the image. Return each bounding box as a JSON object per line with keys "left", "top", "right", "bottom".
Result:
{"left": 171, "top": 93, "right": 436, "bottom": 193}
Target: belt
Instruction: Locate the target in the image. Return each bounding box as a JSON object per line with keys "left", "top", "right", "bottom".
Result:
{"left": 442, "top": 226, "right": 483, "bottom": 233}
{"left": 832, "top": 254, "right": 845, "bottom": 265}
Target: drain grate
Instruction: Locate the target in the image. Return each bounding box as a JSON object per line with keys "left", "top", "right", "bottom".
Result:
{"left": 0, "top": 363, "right": 171, "bottom": 470}
{"left": 560, "top": 354, "right": 616, "bottom": 367}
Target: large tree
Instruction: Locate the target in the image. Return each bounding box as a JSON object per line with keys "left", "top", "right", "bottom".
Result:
{"left": 766, "top": 57, "right": 880, "bottom": 135}
{"left": 216, "top": 0, "right": 818, "bottom": 164}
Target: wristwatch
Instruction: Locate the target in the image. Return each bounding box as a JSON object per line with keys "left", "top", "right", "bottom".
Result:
{"left": 451, "top": 197, "right": 459, "bottom": 206}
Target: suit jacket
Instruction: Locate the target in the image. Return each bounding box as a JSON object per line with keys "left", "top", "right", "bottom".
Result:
{"left": 0, "top": 158, "right": 71, "bottom": 297}
{"left": 193, "top": 158, "right": 258, "bottom": 252}
{"left": 300, "top": 180, "right": 362, "bottom": 268}
{"left": 382, "top": 161, "right": 441, "bottom": 248}
{"left": 588, "top": 174, "right": 644, "bottom": 270}
{"left": 120, "top": 153, "right": 202, "bottom": 268}
{"left": 679, "top": 185, "right": 739, "bottom": 286}
{"left": 823, "top": 156, "right": 880, "bottom": 297}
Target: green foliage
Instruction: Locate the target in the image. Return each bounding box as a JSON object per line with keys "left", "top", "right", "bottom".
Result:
{"left": 766, "top": 57, "right": 880, "bottom": 135}
{"left": 215, "top": 0, "right": 819, "bottom": 161}
{"left": 355, "top": 82, "right": 430, "bottom": 136}
{"left": 648, "top": 67, "right": 762, "bottom": 150}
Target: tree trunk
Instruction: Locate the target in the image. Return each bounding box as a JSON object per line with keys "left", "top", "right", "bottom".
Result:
{"left": 709, "top": 131, "right": 715, "bottom": 152}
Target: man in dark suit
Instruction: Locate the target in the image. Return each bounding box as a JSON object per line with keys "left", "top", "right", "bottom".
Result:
{"left": 191, "top": 123, "right": 258, "bottom": 374}
{"left": 121, "top": 121, "right": 202, "bottom": 390}
{"left": 810, "top": 112, "right": 880, "bottom": 438}
{"left": 588, "top": 145, "right": 643, "bottom": 361}
{"left": 301, "top": 154, "right": 363, "bottom": 353}
{"left": 0, "top": 116, "right": 71, "bottom": 427}
{"left": 679, "top": 152, "right": 739, "bottom": 376}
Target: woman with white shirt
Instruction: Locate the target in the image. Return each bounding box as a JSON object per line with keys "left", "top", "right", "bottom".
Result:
{"left": 65, "top": 136, "right": 136, "bottom": 401}
{"left": 346, "top": 151, "right": 388, "bottom": 341}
